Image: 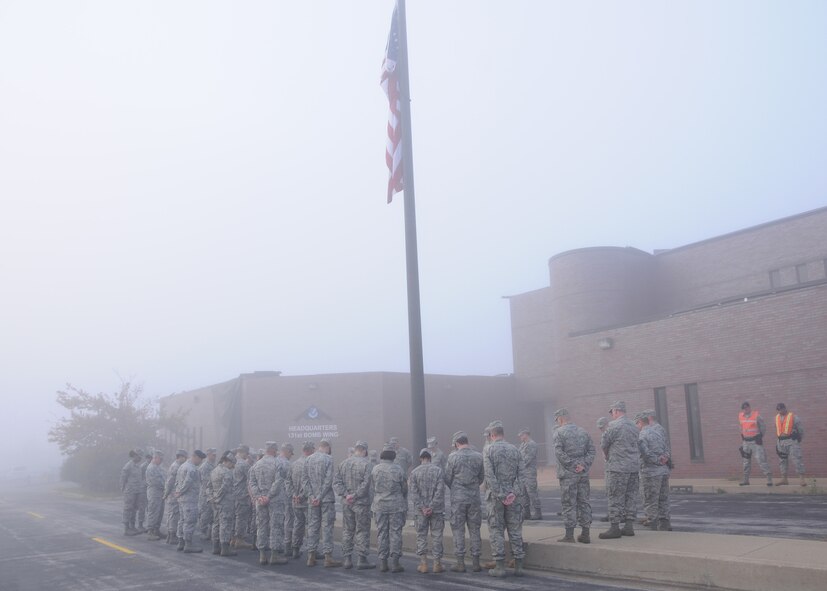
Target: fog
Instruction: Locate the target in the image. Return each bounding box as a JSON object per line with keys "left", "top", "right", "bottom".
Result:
{"left": 1, "top": 1, "right": 825, "bottom": 473}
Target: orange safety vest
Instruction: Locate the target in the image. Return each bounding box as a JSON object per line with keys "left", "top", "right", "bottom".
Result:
{"left": 739, "top": 411, "right": 761, "bottom": 438}
{"left": 776, "top": 412, "right": 795, "bottom": 437}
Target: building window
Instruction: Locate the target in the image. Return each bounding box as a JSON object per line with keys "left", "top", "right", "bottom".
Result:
{"left": 654, "top": 387, "right": 671, "bottom": 443}
{"left": 685, "top": 383, "right": 703, "bottom": 461}
{"left": 769, "top": 269, "right": 781, "bottom": 288}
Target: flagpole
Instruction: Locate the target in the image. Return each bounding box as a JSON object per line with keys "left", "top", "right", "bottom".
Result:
{"left": 396, "top": 0, "right": 427, "bottom": 453}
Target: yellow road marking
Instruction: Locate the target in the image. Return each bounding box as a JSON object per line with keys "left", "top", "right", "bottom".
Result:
{"left": 92, "top": 537, "right": 136, "bottom": 555}
{"left": 27, "top": 512, "right": 45, "bottom": 519}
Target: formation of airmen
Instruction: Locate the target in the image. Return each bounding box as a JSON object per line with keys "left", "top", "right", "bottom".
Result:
{"left": 119, "top": 420, "right": 535, "bottom": 578}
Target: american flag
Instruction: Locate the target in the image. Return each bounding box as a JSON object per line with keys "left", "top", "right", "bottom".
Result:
{"left": 381, "top": 3, "right": 403, "bottom": 203}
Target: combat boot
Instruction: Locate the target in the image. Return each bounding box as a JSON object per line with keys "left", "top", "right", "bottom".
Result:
{"left": 514, "top": 558, "right": 524, "bottom": 577}
{"left": 531, "top": 510, "right": 543, "bottom": 520}
{"left": 220, "top": 542, "right": 237, "bottom": 557}
{"left": 343, "top": 555, "right": 353, "bottom": 569}
{"left": 598, "top": 523, "right": 622, "bottom": 539}
{"left": 451, "top": 557, "right": 466, "bottom": 572}
{"left": 488, "top": 559, "right": 506, "bottom": 578}
{"left": 356, "top": 555, "right": 376, "bottom": 570}
{"left": 657, "top": 518, "right": 672, "bottom": 531}
{"left": 183, "top": 538, "right": 203, "bottom": 553}
{"left": 417, "top": 557, "right": 428, "bottom": 573}
{"left": 738, "top": 479, "right": 750, "bottom": 486}
{"left": 778, "top": 476, "right": 789, "bottom": 485}
{"left": 136, "top": 522, "right": 146, "bottom": 534}
{"left": 391, "top": 556, "right": 404, "bottom": 573}
{"left": 766, "top": 476, "right": 773, "bottom": 487}
{"left": 800, "top": 475, "right": 808, "bottom": 487}
{"left": 270, "top": 550, "right": 288, "bottom": 565}
{"left": 306, "top": 553, "right": 317, "bottom": 567}
{"left": 291, "top": 546, "right": 301, "bottom": 559}
{"left": 577, "top": 527, "right": 590, "bottom": 544}
{"left": 235, "top": 538, "right": 254, "bottom": 550}
{"left": 124, "top": 526, "right": 139, "bottom": 537}
{"left": 472, "top": 555, "right": 483, "bottom": 572}
{"left": 482, "top": 559, "right": 496, "bottom": 569}
{"left": 621, "top": 521, "right": 635, "bottom": 536}
{"left": 165, "top": 531, "right": 175, "bottom": 544}
{"left": 432, "top": 558, "right": 444, "bottom": 573}
{"left": 212, "top": 540, "right": 221, "bottom": 555}
{"left": 558, "top": 527, "right": 575, "bottom": 543}
{"left": 259, "top": 549, "right": 269, "bottom": 565}
{"left": 147, "top": 528, "right": 161, "bottom": 541}
{"left": 177, "top": 537, "right": 185, "bottom": 551}
{"left": 379, "top": 558, "right": 389, "bottom": 572}
{"left": 324, "top": 553, "right": 342, "bottom": 568}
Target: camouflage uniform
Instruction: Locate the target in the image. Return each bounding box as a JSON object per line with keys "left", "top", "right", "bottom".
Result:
{"left": 638, "top": 424, "right": 670, "bottom": 523}
{"left": 601, "top": 416, "right": 640, "bottom": 524}
{"left": 119, "top": 459, "right": 143, "bottom": 531}
{"left": 210, "top": 463, "right": 235, "bottom": 544}
{"left": 393, "top": 445, "right": 414, "bottom": 476}
{"left": 371, "top": 459, "right": 408, "bottom": 560}
{"left": 519, "top": 436, "right": 541, "bottom": 518}
{"left": 286, "top": 454, "right": 309, "bottom": 552}
{"left": 484, "top": 440, "right": 525, "bottom": 561}
{"left": 164, "top": 458, "right": 185, "bottom": 539}
{"left": 553, "top": 423, "right": 595, "bottom": 528}
{"left": 175, "top": 460, "right": 202, "bottom": 542}
{"left": 302, "top": 450, "right": 336, "bottom": 556}
{"left": 145, "top": 460, "right": 166, "bottom": 533}
{"left": 333, "top": 454, "right": 373, "bottom": 560}
{"left": 444, "top": 447, "right": 484, "bottom": 560}
{"left": 777, "top": 413, "right": 805, "bottom": 476}
{"left": 410, "top": 462, "right": 445, "bottom": 559}
{"left": 137, "top": 458, "right": 149, "bottom": 529}
{"left": 196, "top": 457, "right": 216, "bottom": 538}
{"left": 233, "top": 456, "right": 253, "bottom": 542}
{"left": 250, "top": 454, "right": 289, "bottom": 552}
{"left": 740, "top": 411, "right": 772, "bottom": 483}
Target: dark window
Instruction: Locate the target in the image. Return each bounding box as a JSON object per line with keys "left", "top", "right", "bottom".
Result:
{"left": 654, "top": 387, "right": 671, "bottom": 443}
{"left": 685, "top": 383, "right": 703, "bottom": 461}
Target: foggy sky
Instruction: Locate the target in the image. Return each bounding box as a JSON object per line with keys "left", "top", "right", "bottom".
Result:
{"left": 2, "top": 1, "right": 826, "bottom": 469}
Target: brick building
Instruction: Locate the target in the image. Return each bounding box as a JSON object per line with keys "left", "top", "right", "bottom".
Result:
{"left": 509, "top": 206, "right": 827, "bottom": 478}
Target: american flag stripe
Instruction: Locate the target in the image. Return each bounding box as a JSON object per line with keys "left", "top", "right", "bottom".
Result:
{"left": 381, "top": 3, "right": 404, "bottom": 203}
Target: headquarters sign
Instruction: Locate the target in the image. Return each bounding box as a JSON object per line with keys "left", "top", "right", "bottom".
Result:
{"left": 287, "top": 405, "right": 339, "bottom": 440}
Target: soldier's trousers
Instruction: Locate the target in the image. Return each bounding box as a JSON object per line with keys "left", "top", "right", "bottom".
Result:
{"left": 292, "top": 506, "right": 307, "bottom": 551}
{"left": 559, "top": 474, "right": 592, "bottom": 528}
{"left": 375, "top": 511, "right": 405, "bottom": 559}
{"left": 449, "top": 501, "right": 482, "bottom": 558}
{"left": 606, "top": 471, "right": 639, "bottom": 524}
{"left": 137, "top": 490, "right": 148, "bottom": 526}
{"left": 641, "top": 474, "right": 670, "bottom": 521}
{"left": 742, "top": 441, "right": 772, "bottom": 480}
{"left": 487, "top": 500, "right": 525, "bottom": 561}
{"left": 283, "top": 503, "right": 294, "bottom": 549}
{"left": 778, "top": 440, "right": 805, "bottom": 476}
{"left": 166, "top": 498, "right": 180, "bottom": 538}
{"left": 177, "top": 497, "right": 199, "bottom": 541}
{"left": 523, "top": 469, "right": 541, "bottom": 517}
{"left": 306, "top": 502, "right": 336, "bottom": 555}
{"left": 147, "top": 489, "right": 165, "bottom": 532}
{"left": 415, "top": 511, "right": 444, "bottom": 559}
{"left": 212, "top": 501, "right": 234, "bottom": 544}
{"left": 122, "top": 492, "right": 140, "bottom": 527}
{"left": 341, "top": 503, "right": 372, "bottom": 558}
{"left": 255, "top": 500, "right": 286, "bottom": 552}
{"left": 234, "top": 498, "right": 252, "bottom": 540}
{"left": 197, "top": 494, "right": 214, "bottom": 536}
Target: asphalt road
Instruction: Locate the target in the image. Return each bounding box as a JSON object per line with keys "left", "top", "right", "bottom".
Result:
{"left": 535, "top": 488, "right": 827, "bottom": 540}
{"left": 0, "top": 483, "right": 648, "bottom": 591}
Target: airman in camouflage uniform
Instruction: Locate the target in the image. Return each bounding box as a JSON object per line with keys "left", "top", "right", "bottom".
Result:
{"left": 484, "top": 421, "right": 526, "bottom": 578}
{"left": 136, "top": 451, "right": 150, "bottom": 534}
{"left": 427, "top": 437, "right": 446, "bottom": 472}
{"left": 599, "top": 401, "right": 640, "bottom": 539}
{"left": 287, "top": 441, "right": 314, "bottom": 559}
{"left": 279, "top": 443, "right": 295, "bottom": 555}
{"left": 775, "top": 403, "right": 806, "bottom": 486}
{"left": 635, "top": 413, "right": 671, "bottom": 531}
{"left": 389, "top": 436, "right": 413, "bottom": 476}
{"left": 163, "top": 450, "right": 187, "bottom": 544}
{"left": 410, "top": 448, "right": 446, "bottom": 574}
{"left": 552, "top": 409, "right": 596, "bottom": 543}
{"left": 175, "top": 449, "right": 206, "bottom": 553}
{"left": 249, "top": 441, "right": 290, "bottom": 566}
{"left": 738, "top": 402, "right": 773, "bottom": 486}
{"left": 196, "top": 448, "right": 216, "bottom": 540}
{"left": 518, "top": 428, "right": 542, "bottom": 520}
{"left": 333, "top": 440, "right": 375, "bottom": 570}
{"left": 210, "top": 451, "right": 238, "bottom": 557}
{"left": 232, "top": 444, "right": 254, "bottom": 549}
{"left": 371, "top": 446, "right": 408, "bottom": 573}
{"left": 303, "top": 440, "right": 342, "bottom": 567}
{"left": 443, "top": 431, "right": 485, "bottom": 573}
{"left": 145, "top": 450, "right": 166, "bottom": 541}
{"left": 119, "top": 449, "right": 144, "bottom": 536}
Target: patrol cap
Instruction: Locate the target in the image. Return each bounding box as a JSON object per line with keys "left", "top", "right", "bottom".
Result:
{"left": 426, "top": 436, "right": 438, "bottom": 447}
{"left": 265, "top": 441, "right": 278, "bottom": 452}
{"left": 388, "top": 437, "right": 400, "bottom": 445}
{"left": 741, "top": 401, "right": 751, "bottom": 410}
{"left": 319, "top": 439, "right": 331, "bottom": 447}
{"left": 633, "top": 412, "right": 647, "bottom": 422}
{"left": 554, "top": 408, "right": 569, "bottom": 419}
{"left": 642, "top": 409, "right": 656, "bottom": 417}
{"left": 302, "top": 441, "right": 316, "bottom": 452}
{"left": 257, "top": 448, "right": 265, "bottom": 456}
{"left": 134, "top": 448, "right": 144, "bottom": 457}
{"left": 419, "top": 448, "right": 431, "bottom": 459}
{"left": 176, "top": 449, "right": 188, "bottom": 458}
{"left": 222, "top": 451, "right": 237, "bottom": 463}
{"left": 368, "top": 449, "right": 378, "bottom": 459}
{"left": 205, "top": 447, "right": 217, "bottom": 454}
{"left": 382, "top": 442, "right": 394, "bottom": 452}
{"left": 281, "top": 442, "right": 294, "bottom": 453}
{"left": 518, "top": 426, "right": 532, "bottom": 435}
{"left": 153, "top": 449, "right": 164, "bottom": 458}
{"left": 354, "top": 440, "right": 368, "bottom": 450}
{"left": 609, "top": 401, "right": 626, "bottom": 412}
{"left": 486, "top": 419, "right": 503, "bottom": 431}
{"left": 776, "top": 402, "right": 787, "bottom": 411}
{"left": 597, "top": 417, "right": 609, "bottom": 429}
{"left": 451, "top": 430, "right": 467, "bottom": 445}
{"left": 194, "top": 449, "right": 207, "bottom": 459}
{"left": 236, "top": 444, "right": 250, "bottom": 453}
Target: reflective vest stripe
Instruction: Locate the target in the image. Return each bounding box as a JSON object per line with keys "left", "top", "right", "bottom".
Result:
{"left": 776, "top": 413, "right": 795, "bottom": 436}
{"left": 739, "top": 412, "right": 761, "bottom": 438}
